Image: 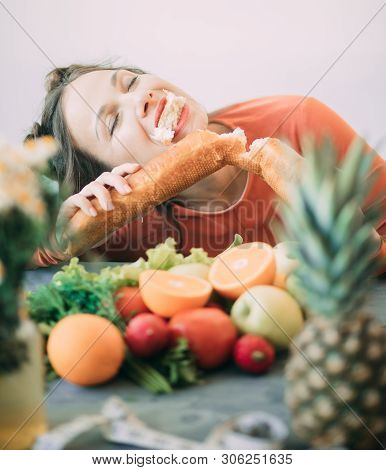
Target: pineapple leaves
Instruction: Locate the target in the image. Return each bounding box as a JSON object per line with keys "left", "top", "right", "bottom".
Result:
{"left": 281, "top": 134, "right": 381, "bottom": 318}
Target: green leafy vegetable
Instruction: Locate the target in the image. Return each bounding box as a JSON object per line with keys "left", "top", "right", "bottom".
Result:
{"left": 145, "top": 238, "right": 185, "bottom": 270}
{"left": 98, "top": 257, "right": 147, "bottom": 290}
{"left": 121, "top": 353, "right": 172, "bottom": 394}
{"left": 121, "top": 338, "right": 201, "bottom": 394}
{"left": 27, "top": 258, "right": 124, "bottom": 334}
{"left": 182, "top": 247, "right": 214, "bottom": 266}
{"left": 151, "top": 337, "right": 202, "bottom": 387}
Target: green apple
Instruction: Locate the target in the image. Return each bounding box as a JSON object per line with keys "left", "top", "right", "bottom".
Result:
{"left": 273, "top": 241, "right": 299, "bottom": 289}
{"left": 230, "top": 285, "right": 304, "bottom": 349}
{"left": 168, "top": 262, "right": 210, "bottom": 280}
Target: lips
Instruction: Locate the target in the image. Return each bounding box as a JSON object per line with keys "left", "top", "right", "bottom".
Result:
{"left": 173, "top": 104, "right": 189, "bottom": 139}
{"left": 154, "top": 97, "right": 167, "bottom": 128}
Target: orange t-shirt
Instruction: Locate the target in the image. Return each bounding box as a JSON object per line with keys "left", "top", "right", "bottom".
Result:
{"left": 31, "top": 95, "right": 386, "bottom": 273}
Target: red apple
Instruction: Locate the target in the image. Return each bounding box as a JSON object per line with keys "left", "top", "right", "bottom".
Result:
{"left": 125, "top": 313, "right": 170, "bottom": 358}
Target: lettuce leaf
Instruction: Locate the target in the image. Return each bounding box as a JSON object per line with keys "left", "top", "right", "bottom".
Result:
{"left": 52, "top": 257, "right": 98, "bottom": 286}
{"left": 145, "top": 238, "right": 184, "bottom": 270}
{"left": 98, "top": 257, "right": 147, "bottom": 289}
{"left": 182, "top": 247, "right": 214, "bottom": 266}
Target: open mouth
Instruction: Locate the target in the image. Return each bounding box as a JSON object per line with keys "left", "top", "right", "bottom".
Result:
{"left": 151, "top": 90, "right": 187, "bottom": 145}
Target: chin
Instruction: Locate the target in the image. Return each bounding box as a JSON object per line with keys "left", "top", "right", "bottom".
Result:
{"left": 194, "top": 101, "right": 209, "bottom": 130}
{"left": 175, "top": 100, "right": 208, "bottom": 143}
{"left": 190, "top": 107, "right": 208, "bottom": 132}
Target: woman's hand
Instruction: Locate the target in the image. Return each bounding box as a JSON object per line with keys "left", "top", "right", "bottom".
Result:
{"left": 57, "top": 162, "right": 141, "bottom": 237}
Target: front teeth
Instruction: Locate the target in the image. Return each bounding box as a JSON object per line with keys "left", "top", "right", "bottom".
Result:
{"left": 151, "top": 90, "right": 186, "bottom": 145}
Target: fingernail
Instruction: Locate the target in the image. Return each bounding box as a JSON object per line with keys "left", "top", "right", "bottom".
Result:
{"left": 121, "top": 184, "right": 132, "bottom": 194}
{"left": 107, "top": 201, "right": 114, "bottom": 211}
{"left": 89, "top": 208, "right": 97, "bottom": 217}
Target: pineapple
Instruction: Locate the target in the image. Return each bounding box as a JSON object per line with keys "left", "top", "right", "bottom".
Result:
{"left": 281, "top": 137, "right": 386, "bottom": 449}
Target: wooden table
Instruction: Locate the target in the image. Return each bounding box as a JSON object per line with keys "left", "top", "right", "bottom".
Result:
{"left": 24, "top": 263, "right": 386, "bottom": 450}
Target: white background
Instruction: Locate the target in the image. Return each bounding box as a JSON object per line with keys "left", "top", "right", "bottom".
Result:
{"left": 1, "top": 0, "right": 385, "bottom": 156}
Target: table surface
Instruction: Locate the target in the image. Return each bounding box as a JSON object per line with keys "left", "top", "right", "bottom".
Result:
{"left": 24, "top": 263, "right": 386, "bottom": 450}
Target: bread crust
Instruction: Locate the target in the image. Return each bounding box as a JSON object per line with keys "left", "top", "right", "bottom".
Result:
{"left": 62, "top": 129, "right": 246, "bottom": 256}
{"left": 224, "top": 137, "right": 305, "bottom": 203}
{"left": 61, "top": 131, "right": 307, "bottom": 258}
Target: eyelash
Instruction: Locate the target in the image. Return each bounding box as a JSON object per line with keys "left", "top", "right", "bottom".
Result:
{"left": 109, "top": 75, "right": 139, "bottom": 136}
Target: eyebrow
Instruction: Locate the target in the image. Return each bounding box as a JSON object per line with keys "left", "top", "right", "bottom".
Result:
{"left": 95, "top": 70, "right": 119, "bottom": 141}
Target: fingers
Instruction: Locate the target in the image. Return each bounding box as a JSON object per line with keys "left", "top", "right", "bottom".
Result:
{"left": 75, "top": 195, "right": 98, "bottom": 217}
{"left": 58, "top": 194, "right": 97, "bottom": 221}
{"left": 96, "top": 171, "right": 132, "bottom": 195}
{"left": 111, "top": 162, "right": 141, "bottom": 176}
{"left": 59, "top": 163, "right": 142, "bottom": 221}
{"left": 80, "top": 181, "right": 115, "bottom": 211}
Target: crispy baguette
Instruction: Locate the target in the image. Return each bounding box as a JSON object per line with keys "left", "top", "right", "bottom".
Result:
{"left": 62, "top": 129, "right": 247, "bottom": 257}
{"left": 224, "top": 137, "right": 306, "bottom": 203}
{"left": 60, "top": 131, "right": 307, "bottom": 258}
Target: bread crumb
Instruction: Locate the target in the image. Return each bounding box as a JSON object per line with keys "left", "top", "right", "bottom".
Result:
{"left": 150, "top": 90, "right": 186, "bottom": 145}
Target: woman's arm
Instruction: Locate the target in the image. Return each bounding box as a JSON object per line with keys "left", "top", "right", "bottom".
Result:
{"left": 27, "top": 162, "right": 142, "bottom": 269}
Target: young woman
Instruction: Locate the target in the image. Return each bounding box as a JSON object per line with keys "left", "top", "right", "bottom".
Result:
{"left": 26, "top": 64, "right": 386, "bottom": 272}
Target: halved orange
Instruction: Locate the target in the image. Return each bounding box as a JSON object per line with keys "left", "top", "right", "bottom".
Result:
{"left": 139, "top": 269, "right": 213, "bottom": 317}
{"left": 208, "top": 242, "right": 276, "bottom": 299}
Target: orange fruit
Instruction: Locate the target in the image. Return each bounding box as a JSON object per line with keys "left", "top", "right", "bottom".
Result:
{"left": 208, "top": 242, "right": 276, "bottom": 299}
{"left": 47, "top": 314, "right": 125, "bottom": 386}
{"left": 139, "top": 269, "right": 213, "bottom": 317}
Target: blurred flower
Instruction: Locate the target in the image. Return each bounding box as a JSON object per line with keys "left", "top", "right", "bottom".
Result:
{"left": 21, "top": 136, "right": 58, "bottom": 169}
{"left": 0, "top": 136, "right": 57, "bottom": 219}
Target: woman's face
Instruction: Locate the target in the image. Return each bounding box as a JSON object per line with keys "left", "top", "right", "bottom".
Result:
{"left": 61, "top": 69, "right": 209, "bottom": 168}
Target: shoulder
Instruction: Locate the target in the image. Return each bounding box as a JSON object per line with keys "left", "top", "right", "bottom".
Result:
{"left": 209, "top": 95, "right": 325, "bottom": 145}
{"left": 210, "top": 95, "right": 313, "bottom": 112}
{"left": 208, "top": 95, "right": 328, "bottom": 127}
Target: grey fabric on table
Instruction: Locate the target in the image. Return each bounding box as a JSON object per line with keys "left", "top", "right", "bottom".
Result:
{"left": 24, "top": 263, "right": 386, "bottom": 450}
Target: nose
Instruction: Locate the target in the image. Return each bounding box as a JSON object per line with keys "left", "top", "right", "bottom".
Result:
{"left": 136, "top": 90, "right": 155, "bottom": 118}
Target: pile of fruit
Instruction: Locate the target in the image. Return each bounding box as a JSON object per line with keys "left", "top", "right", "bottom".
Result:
{"left": 28, "top": 235, "right": 305, "bottom": 393}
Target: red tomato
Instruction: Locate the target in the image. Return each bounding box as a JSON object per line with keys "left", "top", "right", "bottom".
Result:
{"left": 114, "top": 287, "right": 149, "bottom": 321}
{"left": 168, "top": 307, "right": 237, "bottom": 369}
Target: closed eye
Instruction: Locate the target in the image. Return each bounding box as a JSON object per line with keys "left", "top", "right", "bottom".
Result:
{"left": 127, "top": 75, "right": 139, "bottom": 91}
{"left": 110, "top": 76, "right": 139, "bottom": 136}
{"left": 110, "top": 114, "right": 120, "bottom": 136}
